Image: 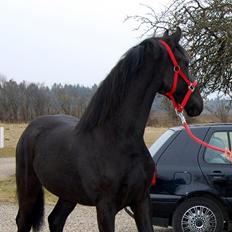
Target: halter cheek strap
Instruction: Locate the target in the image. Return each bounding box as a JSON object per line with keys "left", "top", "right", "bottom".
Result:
{"left": 159, "top": 39, "right": 197, "bottom": 113}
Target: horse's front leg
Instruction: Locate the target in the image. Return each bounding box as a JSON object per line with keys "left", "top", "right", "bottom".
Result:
{"left": 131, "top": 193, "right": 154, "bottom": 232}
{"left": 96, "top": 200, "right": 116, "bottom": 232}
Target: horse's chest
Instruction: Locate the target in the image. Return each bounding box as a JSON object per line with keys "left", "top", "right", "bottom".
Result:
{"left": 118, "top": 158, "right": 155, "bottom": 204}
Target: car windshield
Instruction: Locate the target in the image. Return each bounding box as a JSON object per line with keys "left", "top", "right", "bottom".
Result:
{"left": 149, "top": 129, "right": 175, "bottom": 157}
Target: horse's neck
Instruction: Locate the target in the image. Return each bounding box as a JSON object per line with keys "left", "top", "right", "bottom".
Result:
{"left": 113, "top": 76, "right": 158, "bottom": 138}
{"left": 76, "top": 50, "right": 162, "bottom": 137}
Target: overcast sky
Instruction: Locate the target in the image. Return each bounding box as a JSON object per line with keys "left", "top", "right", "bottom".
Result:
{"left": 0, "top": 0, "right": 171, "bottom": 87}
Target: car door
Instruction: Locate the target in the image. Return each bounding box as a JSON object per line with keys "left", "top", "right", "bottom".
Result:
{"left": 198, "top": 127, "right": 232, "bottom": 197}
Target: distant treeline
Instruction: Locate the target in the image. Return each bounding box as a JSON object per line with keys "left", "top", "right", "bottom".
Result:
{"left": 0, "top": 79, "right": 97, "bottom": 122}
{"left": 0, "top": 79, "right": 231, "bottom": 125}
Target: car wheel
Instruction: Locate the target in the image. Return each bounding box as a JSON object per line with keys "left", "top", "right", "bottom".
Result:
{"left": 172, "top": 197, "right": 224, "bottom": 232}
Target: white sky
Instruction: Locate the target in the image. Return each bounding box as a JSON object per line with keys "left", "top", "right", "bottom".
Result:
{"left": 0, "top": 0, "right": 171, "bottom": 87}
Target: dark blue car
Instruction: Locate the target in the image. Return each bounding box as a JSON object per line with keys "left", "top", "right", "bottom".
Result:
{"left": 149, "top": 123, "right": 232, "bottom": 232}
{"left": 127, "top": 124, "right": 232, "bottom": 232}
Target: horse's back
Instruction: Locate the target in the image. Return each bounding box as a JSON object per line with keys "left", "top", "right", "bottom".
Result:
{"left": 17, "top": 114, "right": 78, "bottom": 156}
{"left": 28, "top": 114, "right": 79, "bottom": 130}
{"left": 16, "top": 114, "right": 79, "bottom": 166}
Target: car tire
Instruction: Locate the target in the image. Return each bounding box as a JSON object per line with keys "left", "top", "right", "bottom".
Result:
{"left": 172, "top": 197, "right": 224, "bottom": 232}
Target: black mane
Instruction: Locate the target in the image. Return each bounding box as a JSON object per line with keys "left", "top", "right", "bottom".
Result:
{"left": 76, "top": 41, "right": 149, "bottom": 132}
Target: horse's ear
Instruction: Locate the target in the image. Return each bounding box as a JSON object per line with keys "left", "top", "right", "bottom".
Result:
{"left": 170, "top": 27, "right": 182, "bottom": 44}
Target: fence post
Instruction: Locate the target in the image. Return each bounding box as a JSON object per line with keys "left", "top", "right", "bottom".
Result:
{"left": 0, "top": 127, "right": 4, "bottom": 148}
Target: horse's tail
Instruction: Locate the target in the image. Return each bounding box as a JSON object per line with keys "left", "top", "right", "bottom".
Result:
{"left": 16, "top": 129, "right": 44, "bottom": 231}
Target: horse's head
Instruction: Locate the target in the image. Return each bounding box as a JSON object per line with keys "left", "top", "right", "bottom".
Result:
{"left": 158, "top": 27, "right": 203, "bottom": 117}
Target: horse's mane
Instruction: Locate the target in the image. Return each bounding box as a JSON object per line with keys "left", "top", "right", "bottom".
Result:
{"left": 76, "top": 40, "right": 152, "bottom": 132}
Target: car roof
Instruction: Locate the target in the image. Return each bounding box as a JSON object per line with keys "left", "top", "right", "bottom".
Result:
{"left": 169, "top": 123, "right": 232, "bottom": 131}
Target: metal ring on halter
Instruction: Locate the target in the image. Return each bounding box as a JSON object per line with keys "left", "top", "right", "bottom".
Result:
{"left": 188, "top": 83, "right": 195, "bottom": 92}
{"left": 175, "top": 110, "right": 186, "bottom": 124}
{"left": 173, "top": 65, "right": 180, "bottom": 73}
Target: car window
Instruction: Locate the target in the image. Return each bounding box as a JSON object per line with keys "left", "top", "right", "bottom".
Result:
{"left": 149, "top": 129, "right": 175, "bottom": 157}
{"left": 204, "top": 132, "right": 230, "bottom": 164}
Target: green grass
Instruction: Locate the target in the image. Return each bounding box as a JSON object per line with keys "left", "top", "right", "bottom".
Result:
{"left": 0, "top": 176, "right": 16, "bottom": 203}
{"left": 0, "top": 147, "right": 15, "bottom": 157}
{"left": 0, "top": 123, "right": 26, "bottom": 157}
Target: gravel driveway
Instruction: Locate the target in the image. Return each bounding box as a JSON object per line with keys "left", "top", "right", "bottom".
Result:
{"left": 0, "top": 203, "right": 173, "bottom": 232}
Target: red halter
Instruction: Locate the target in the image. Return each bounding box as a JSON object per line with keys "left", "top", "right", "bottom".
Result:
{"left": 150, "top": 40, "right": 231, "bottom": 187}
{"left": 159, "top": 40, "right": 198, "bottom": 113}
{"left": 159, "top": 40, "right": 229, "bottom": 156}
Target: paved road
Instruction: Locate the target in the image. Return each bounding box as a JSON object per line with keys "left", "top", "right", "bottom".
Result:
{"left": 0, "top": 203, "right": 173, "bottom": 232}
{"left": 0, "top": 157, "right": 15, "bottom": 180}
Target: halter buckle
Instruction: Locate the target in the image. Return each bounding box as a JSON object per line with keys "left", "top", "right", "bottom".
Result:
{"left": 188, "top": 83, "right": 195, "bottom": 92}
{"left": 175, "top": 110, "right": 186, "bottom": 124}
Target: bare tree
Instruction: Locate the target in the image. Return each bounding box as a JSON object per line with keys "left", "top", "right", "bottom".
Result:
{"left": 205, "top": 96, "right": 232, "bottom": 122}
{"left": 126, "top": 0, "right": 232, "bottom": 97}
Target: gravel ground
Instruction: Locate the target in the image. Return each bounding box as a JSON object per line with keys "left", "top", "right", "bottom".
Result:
{"left": 0, "top": 203, "right": 173, "bottom": 232}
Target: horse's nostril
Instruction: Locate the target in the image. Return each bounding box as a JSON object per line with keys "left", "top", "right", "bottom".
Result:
{"left": 189, "top": 108, "right": 201, "bottom": 117}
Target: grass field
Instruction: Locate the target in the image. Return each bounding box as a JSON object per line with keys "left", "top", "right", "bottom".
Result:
{"left": 0, "top": 123, "right": 27, "bottom": 157}
{"left": 0, "top": 123, "right": 167, "bottom": 203}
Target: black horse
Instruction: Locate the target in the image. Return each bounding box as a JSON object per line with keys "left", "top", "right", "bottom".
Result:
{"left": 16, "top": 28, "right": 203, "bottom": 232}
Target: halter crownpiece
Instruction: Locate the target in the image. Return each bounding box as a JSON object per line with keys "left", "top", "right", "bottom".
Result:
{"left": 159, "top": 39, "right": 198, "bottom": 113}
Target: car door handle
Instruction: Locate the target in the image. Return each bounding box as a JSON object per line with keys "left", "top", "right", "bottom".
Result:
{"left": 209, "top": 171, "right": 225, "bottom": 180}
{"left": 209, "top": 170, "right": 224, "bottom": 176}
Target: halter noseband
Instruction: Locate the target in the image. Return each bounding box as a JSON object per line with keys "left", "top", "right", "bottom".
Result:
{"left": 159, "top": 39, "right": 198, "bottom": 113}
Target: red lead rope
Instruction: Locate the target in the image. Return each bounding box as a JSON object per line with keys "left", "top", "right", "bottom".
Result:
{"left": 150, "top": 116, "right": 230, "bottom": 186}
{"left": 182, "top": 122, "right": 225, "bottom": 153}
{"left": 176, "top": 112, "right": 232, "bottom": 156}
